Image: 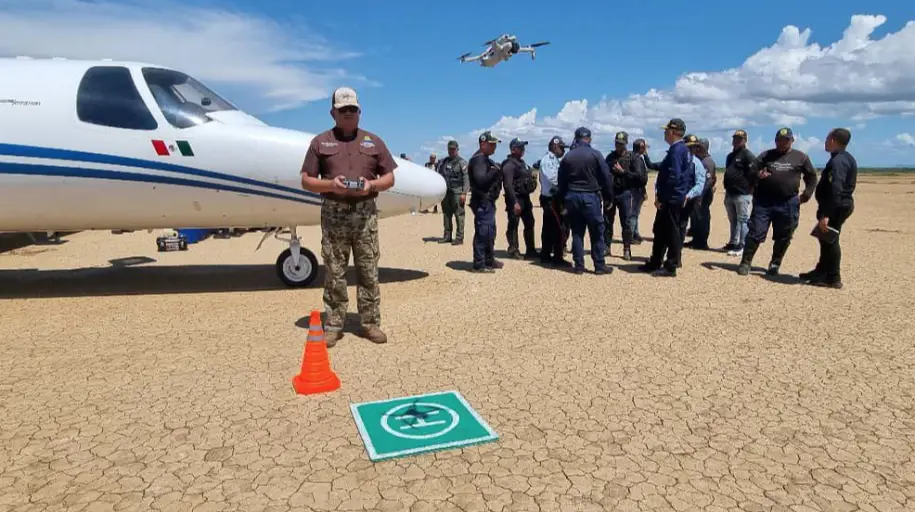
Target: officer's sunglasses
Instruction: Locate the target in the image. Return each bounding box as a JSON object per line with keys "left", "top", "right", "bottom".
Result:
{"left": 336, "top": 106, "right": 360, "bottom": 114}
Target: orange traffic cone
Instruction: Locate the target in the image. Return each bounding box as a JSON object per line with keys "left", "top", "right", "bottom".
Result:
{"left": 292, "top": 310, "right": 341, "bottom": 395}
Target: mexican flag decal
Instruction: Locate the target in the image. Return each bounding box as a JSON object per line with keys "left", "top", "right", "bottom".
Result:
{"left": 152, "top": 140, "right": 194, "bottom": 157}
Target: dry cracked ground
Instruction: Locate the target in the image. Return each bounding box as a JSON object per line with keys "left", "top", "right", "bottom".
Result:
{"left": 1, "top": 174, "right": 914, "bottom": 512}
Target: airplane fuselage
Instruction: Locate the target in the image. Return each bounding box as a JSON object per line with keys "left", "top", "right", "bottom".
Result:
{"left": 0, "top": 58, "right": 446, "bottom": 232}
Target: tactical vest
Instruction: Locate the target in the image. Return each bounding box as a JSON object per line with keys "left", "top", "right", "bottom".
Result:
{"left": 469, "top": 156, "right": 503, "bottom": 203}
{"left": 440, "top": 156, "right": 466, "bottom": 191}
{"left": 504, "top": 157, "right": 536, "bottom": 196}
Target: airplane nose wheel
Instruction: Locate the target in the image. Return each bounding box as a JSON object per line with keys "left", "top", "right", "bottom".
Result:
{"left": 276, "top": 247, "right": 318, "bottom": 287}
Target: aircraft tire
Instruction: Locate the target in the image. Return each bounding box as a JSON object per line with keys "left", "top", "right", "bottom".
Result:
{"left": 276, "top": 247, "right": 318, "bottom": 287}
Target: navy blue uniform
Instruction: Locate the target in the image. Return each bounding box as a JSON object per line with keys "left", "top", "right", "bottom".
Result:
{"left": 501, "top": 155, "right": 537, "bottom": 257}
{"left": 739, "top": 148, "right": 818, "bottom": 274}
{"left": 468, "top": 150, "right": 503, "bottom": 271}
{"left": 643, "top": 140, "right": 692, "bottom": 273}
{"left": 557, "top": 141, "right": 613, "bottom": 272}
{"left": 808, "top": 148, "right": 857, "bottom": 284}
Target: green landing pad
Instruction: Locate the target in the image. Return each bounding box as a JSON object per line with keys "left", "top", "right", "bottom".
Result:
{"left": 350, "top": 390, "right": 498, "bottom": 462}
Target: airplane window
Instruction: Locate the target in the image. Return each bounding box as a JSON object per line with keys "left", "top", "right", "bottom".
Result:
{"left": 142, "top": 67, "right": 237, "bottom": 129}
{"left": 76, "top": 66, "right": 158, "bottom": 131}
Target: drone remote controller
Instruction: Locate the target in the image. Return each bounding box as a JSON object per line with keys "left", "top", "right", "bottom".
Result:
{"left": 343, "top": 178, "right": 365, "bottom": 190}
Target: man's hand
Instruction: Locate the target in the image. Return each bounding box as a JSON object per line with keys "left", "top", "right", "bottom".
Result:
{"left": 459, "top": 194, "right": 466, "bottom": 207}
{"left": 759, "top": 169, "right": 771, "bottom": 179}
{"left": 332, "top": 176, "right": 348, "bottom": 191}
{"left": 356, "top": 179, "right": 376, "bottom": 196}
{"left": 613, "top": 162, "right": 624, "bottom": 175}
{"left": 818, "top": 217, "right": 829, "bottom": 233}
{"left": 513, "top": 202, "right": 521, "bottom": 216}
{"left": 654, "top": 198, "right": 661, "bottom": 209}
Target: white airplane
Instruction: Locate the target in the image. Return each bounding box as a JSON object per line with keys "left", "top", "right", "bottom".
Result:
{"left": 0, "top": 57, "right": 447, "bottom": 288}
{"left": 458, "top": 34, "right": 550, "bottom": 68}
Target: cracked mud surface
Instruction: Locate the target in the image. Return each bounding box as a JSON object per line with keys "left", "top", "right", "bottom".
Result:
{"left": 2, "top": 175, "right": 914, "bottom": 511}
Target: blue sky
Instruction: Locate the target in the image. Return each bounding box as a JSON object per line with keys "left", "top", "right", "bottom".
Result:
{"left": 2, "top": 0, "right": 914, "bottom": 167}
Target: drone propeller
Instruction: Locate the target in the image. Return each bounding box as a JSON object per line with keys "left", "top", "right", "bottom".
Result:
{"left": 457, "top": 52, "right": 472, "bottom": 61}
{"left": 482, "top": 39, "right": 496, "bottom": 46}
{"left": 528, "top": 41, "right": 550, "bottom": 48}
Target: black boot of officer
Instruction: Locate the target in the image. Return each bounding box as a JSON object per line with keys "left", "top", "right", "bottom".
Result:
{"left": 736, "top": 238, "right": 760, "bottom": 276}
{"left": 767, "top": 238, "right": 791, "bottom": 275}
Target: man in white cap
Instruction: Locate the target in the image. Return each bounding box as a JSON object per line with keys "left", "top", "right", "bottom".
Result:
{"left": 300, "top": 86, "right": 397, "bottom": 347}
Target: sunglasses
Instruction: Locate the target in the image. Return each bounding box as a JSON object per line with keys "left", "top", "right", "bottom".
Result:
{"left": 336, "top": 106, "right": 360, "bottom": 114}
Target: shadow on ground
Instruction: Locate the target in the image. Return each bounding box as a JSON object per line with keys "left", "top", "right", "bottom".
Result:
{"left": 0, "top": 264, "right": 429, "bottom": 299}
{"left": 0, "top": 232, "right": 78, "bottom": 254}
{"left": 293, "top": 312, "right": 377, "bottom": 336}
{"left": 700, "top": 261, "right": 800, "bottom": 284}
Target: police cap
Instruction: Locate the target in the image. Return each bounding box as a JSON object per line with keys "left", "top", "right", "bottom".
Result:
{"left": 574, "top": 127, "right": 592, "bottom": 140}
{"left": 549, "top": 136, "right": 567, "bottom": 148}
{"left": 615, "top": 131, "right": 629, "bottom": 145}
{"left": 661, "top": 118, "right": 687, "bottom": 132}
{"left": 479, "top": 131, "right": 501, "bottom": 144}
{"left": 509, "top": 138, "right": 528, "bottom": 150}
{"left": 733, "top": 129, "right": 748, "bottom": 140}
{"left": 776, "top": 127, "right": 794, "bottom": 140}
{"left": 683, "top": 133, "right": 701, "bottom": 146}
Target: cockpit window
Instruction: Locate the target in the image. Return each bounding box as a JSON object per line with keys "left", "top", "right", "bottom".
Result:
{"left": 76, "top": 66, "right": 158, "bottom": 131}
{"left": 141, "top": 67, "right": 237, "bottom": 129}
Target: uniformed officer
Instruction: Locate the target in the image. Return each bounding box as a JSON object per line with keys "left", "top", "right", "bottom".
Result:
{"left": 802, "top": 127, "right": 857, "bottom": 288}
{"left": 639, "top": 118, "right": 692, "bottom": 277}
{"left": 468, "top": 131, "right": 504, "bottom": 272}
{"left": 686, "top": 138, "right": 716, "bottom": 250}
{"left": 300, "top": 86, "right": 397, "bottom": 346}
{"left": 536, "top": 136, "right": 570, "bottom": 266}
{"left": 437, "top": 140, "right": 469, "bottom": 245}
{"left": 604, "top": 131, "right": 639, "bottom": 260}
{"left": 737, "top": 127, "right": 818, "bottom": 276}
{"left": 631, "top": 139, "right": 650, "bottom": 243}
{"left": 501, "top": 138, "right": 537, "bottom": 259}
{"left": 670, "top": 133, "right": 705, "bottom": 268}
{"left": 556, "top": 127, "right": 613, "bottom": 274}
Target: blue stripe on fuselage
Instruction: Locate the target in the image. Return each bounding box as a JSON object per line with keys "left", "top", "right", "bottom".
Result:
{"left": 0, "top": 161, "right": 321, "bottom": 206}
{"left": 0, "top": 142, "right": 319, "bottom": 200}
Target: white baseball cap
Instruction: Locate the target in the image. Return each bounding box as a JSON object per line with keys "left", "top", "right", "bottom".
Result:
{"left": 332, "top": 87, "right": 360, "bottom": 109}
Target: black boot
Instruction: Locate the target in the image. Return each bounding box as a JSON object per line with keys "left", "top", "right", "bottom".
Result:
{"left": 737, "top": 238, "right": 760, "bottom": 276}
{"left": 768, "top": 238, "right": 791, "bottom": 275}
{"left": 439, "top": 233, "right": 452, "bottom": 244}
{"left": 623, "top": 244, "right": 632, "bottom": 261}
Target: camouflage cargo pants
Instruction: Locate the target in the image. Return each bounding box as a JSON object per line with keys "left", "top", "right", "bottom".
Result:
{"left": 321, "top": 198, "right": 381, "bottom": 332}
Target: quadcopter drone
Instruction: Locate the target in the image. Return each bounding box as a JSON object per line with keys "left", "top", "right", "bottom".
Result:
{"left": 458, "top": 34, "right": 550, "bottom": 68}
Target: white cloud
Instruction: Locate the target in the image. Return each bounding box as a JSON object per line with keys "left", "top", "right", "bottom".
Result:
{"left": 897, "top": 133, "right": 915, "bottom": 147}
{"left": 0, "top": 0, "right": 372, "bottom": 112}
{"left": 421, "top": 14, "right": 915, "bottom": 161}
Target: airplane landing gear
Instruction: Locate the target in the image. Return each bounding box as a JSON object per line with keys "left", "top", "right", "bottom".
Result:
{"left": 258, "top": 226, "right": 319, "bottom": 287}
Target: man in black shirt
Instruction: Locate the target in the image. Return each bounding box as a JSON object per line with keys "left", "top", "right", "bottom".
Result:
{"left": 468, "top": 131, "right": 504, "bottom": 272}
{"left": 501, "top": 138, "right": 537, "bottom": 259}
{"left": 802, "top": 128, "right": 857, "bottom": 288}
{"left": 737, "top": 127, "right": 818, "bottom": 277}
{"left": 604, "top": 131, "right": 639, "bottom": 259}
{"left": 557, "top": 127, "right": 614, "bottom": 274}
{"left": 631, "top": 139, "right": 650, "bottom": 243}
{"left": 686, "top": 138, "right": 716, "bottom": 250}
{"left": 722, "top": 130, "right": 756, "bottom": 256}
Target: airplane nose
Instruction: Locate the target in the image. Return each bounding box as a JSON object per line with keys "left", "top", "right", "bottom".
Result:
{"left": 393, "top": 158, "right": 446, "bottom": 211}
